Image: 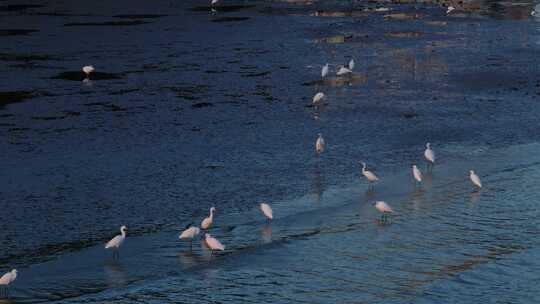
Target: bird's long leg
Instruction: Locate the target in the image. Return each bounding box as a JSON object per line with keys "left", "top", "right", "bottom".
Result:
{"left": 190, "top": 240, "right": 193, "bottom": 250}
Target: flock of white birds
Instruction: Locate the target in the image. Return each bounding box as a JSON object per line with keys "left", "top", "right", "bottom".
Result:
{"left": 0, "top": 22, "right": 486, "bottom": 295}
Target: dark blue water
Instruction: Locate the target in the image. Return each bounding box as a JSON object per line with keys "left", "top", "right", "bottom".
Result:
{"left": 1, "top": 0, "right": 540, "bottom": 302}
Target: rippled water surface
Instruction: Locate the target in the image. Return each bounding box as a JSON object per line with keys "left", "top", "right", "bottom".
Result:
{"left": 2, "top": 0, "right": 540, "bottom": 302}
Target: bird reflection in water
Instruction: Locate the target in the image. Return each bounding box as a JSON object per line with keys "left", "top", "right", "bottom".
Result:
{"left": 178, "top": 251, "right": 200, "bottom": 268}
{"left": 310, "top": 168, "right": 325, "bottom": 203}
{"left": 470, "top": 189, "right": 481, "bottom": 204}
{"left": 104, "top": 259, "right": 127, "bottom": 288}
{"left": 261, "top": 224, "right": 272, "bottom": 243}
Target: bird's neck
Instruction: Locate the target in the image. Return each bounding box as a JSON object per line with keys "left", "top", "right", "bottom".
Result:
{"left": 209, "top": 209, "right": 214, "bottom": 218}
{"left": 121, "top": 230, "right": 126, "bottom": 237}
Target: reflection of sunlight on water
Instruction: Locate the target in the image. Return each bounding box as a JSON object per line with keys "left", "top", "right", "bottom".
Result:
{"left": 104, "top": 260, "right": 127, "bottom": 288}
{"left": 261, "top": 224, "right": 272, "bottom": 243}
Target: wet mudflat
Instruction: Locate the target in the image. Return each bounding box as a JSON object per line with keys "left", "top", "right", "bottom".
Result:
{"left": 1, "top": 0, "right": 540, "bottom": 303}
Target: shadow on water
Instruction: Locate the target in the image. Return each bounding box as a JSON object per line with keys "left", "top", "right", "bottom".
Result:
{"left": 0, "top": 29, "right": 38, "bottom": 36}
{"left": 63, "top": 20, "right": 150, "bottom": 27}
{"left": 112, "top": 14, "right": 166, "bottom": 19}
{"left": 190, "top": 5, "right": 256, "bottom": 13}
{"left": 211, "top": 17, "right": 251, "bottom": 23}
{"left": 0, "top": 4, "right": 44, "bottom": 12}
{"left": 0, "top": 91, "right": 33, "bottom": 109}
{"left": 51, "top": 71, "right": 122, "bottom": 81}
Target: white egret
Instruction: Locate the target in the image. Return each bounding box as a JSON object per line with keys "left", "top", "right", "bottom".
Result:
{"left": 82, "top": 65, "right": 95, "bottom": 77}
{"left": 211, "top": 0, "right": 219, "bottom": 5}
{"left": 201, "top": 207, "right": 216, "bottom": 230}
{"left": 348, "top": 58, "right": 355, "bottom": 70}
{"left": 336, "top": 66, "right": 352, "bottom": 76}
{"left": 424, "top": 143, "right": 435, "bottom": 169}
{"left": 312, "top": 92, "right": 325, "bottom": 105}
{"left": 204, "top": 233, "right": 225, "bottom": 255}
{"left": 446, "top": 6, "right": 455, "bottom": 14}
{"left": 412, "top": 165, "right": 422, "bottom": 188}
{"left": 260, "top": 202, "right": 273, "bottom": 221}
{"left": 470, "top": 170, "right": 482, "bottom": 189}
{"left": 321, "top": 63, "right": 329, "bottom": 78}
{"left": 316, "top": 133, "right": 325, "bottom": 154}
{"left": 0, "top": 269, "right": 17, "bottom": 298}
{"left": 105, "top": 226, "right": 127, "bottom": 259}
{"left": 532, "top": 4, "right": 540, "bottom": 16}
{"left": 179, "top": 223, "right": 200, "bottom": 248}
{"left": 360, "top": 161, "right": 379, "bottom": 188}
{"left": 374, "top": 201, "right": 393, "bottom": 222}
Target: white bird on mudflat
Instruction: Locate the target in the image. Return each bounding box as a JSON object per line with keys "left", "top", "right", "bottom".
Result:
{"left": 204, "top": 233, "right": 225, "bottom": 255}
{"left": 412, "top": 165, "right": 422, "bottom": 188}
{"left": 105, "top": 226, "right": 127, "bottom": 258}
{"left": 201, "top": 207, "right": 216, "bottom": 230}
{"left": 424, "top": 143, "right": 435, "bottom": 169}
{"left": 446, "top": 6, "right": 455, "bottom": 14}
{"left": 360, "top": 161, "right": 379, "bottom": 188}
{"left": 211, "top": 0, "right": 219, "bottom": 5}
{"left": 179, "top": 224, "right": 200, "bottom": 248}
{"left": 0, "top": 269, "right": 17, "bottom": 298}
{"left": 316, "top": 133, "right": 325, "bottom": 154}
{"left": 336, "top": 66, "right": 352, "bottom": 76}
{"left": 82, "top": 65, "right": 94, "bottom": 76}
{"left": 260, "top": 202, "right": 273, "bottom": 221}
{"left": 374, "top": 201, "right": 393, "bottom": 222}
{"left": 313, "top": 92, "right": 325, "bottom": 105}
{"left": 321, "top": 63, "right": 329, "bottom": 78}
{"left": 348, "top": 58, "right": 355, "bottom": 70}
{"left": 470, "top": 170, "right": 482, "bottom": 189}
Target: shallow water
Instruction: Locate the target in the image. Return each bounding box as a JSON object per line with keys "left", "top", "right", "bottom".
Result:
{"left": 1, "top": 0, "right": 540, "bottom": 302}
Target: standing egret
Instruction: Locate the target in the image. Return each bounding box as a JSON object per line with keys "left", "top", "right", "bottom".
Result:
{"left": 469, "top": 170, "right": 482, "bottom": 189}
{"left": 424, "top": 143, "right": 435, "bottom": 170}
{"left": 201, "top": 207, "right": 216, "bottom": 230}
{"left": 446, "top": 6, "right": 455, "bottom": 14}
{"left": 321, "top": 63, "right": 329, "bottom": 78}
{"left": 412, "top": 165, "right": 422, "bottom": 188}
{"left": 336, "top": 66, "right": 352, "bottom": 76}
{"left": 211, "top": 0, "right": 219, "bottom": 5}
{"left": 82, "top": 65, "right": 94, "bottom": 77}
{"left": 204, "top": 233, "right": 225, "bottom": 255}
{"left": 260, "top": 202, "right": 273, "bottom": 222}
{"left": 105, "top": 226, "right": 127, "bottom": 259}
{"left": 360, "top": 161, "right": 379, "bottom": 188}
{"left": 313, "top": 92, "right": 325, "bottom": 105}
{"left": 348, "top": 58, "right": 355, "bottom": 70}
{"left": 179, "top": 223, "right": 200, "bottom": 249}
{"left": 374, "top": 201, "right": 393, "bottom": 222}
{"left": 316, "top": 133, "right": 325, "bottom": 154}
{"left": 0, "top": 269, "right": 17, "bottom": 298}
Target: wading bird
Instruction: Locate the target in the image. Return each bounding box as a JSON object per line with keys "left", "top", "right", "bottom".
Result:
{"left": 469, "top": 170, "right": 482, "bottom": 189}
{"left": 374, "top": 201, "right": 393, "bottom": 222}
{"left": 446, "top": 6, "right": 455, "bottom": 14}
{"left": 313, "top": 92, "right": 325, "bottom": 105}
{"left": 211, "top": 0, "right": 219, "bottom": 5}
{"left": 336, "top": 65, "right": 352, "bottom": 76}
{"left": 204, "top": 234, "right": 225, "bottom": 255}
{"left": 179, "top": 223, "right": 200, "bottom": 248}
{"left": 360, "top": 161, "right": 379, "bottom": 188}
{"left": 316, "top": 133, "right": 325, "bottom": 154}
{"left": 201, "top": 207, "right": 216, "bottom": 230}
{"left": 424, "top": 143, "right": 435, "bottom": 169}
{"left": 0, "top": 269, "right": 17, "bottom": 298}
{"left": 348, "top": 58, "right": 355, "bottom": 70}
{"left": 321, "top": 63, "right": 329, "bottom": 78}
{"left": 260, "top": 202, "right": 273, "bottom": 222}
{"left": 412, "top": 165, "right": 422, "bottom": 188}
{"left": 82, "top": 65, "right": 94, "bottom": 77}
{"left": 105, "top": 226, "right": 127, "bottom": 259}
